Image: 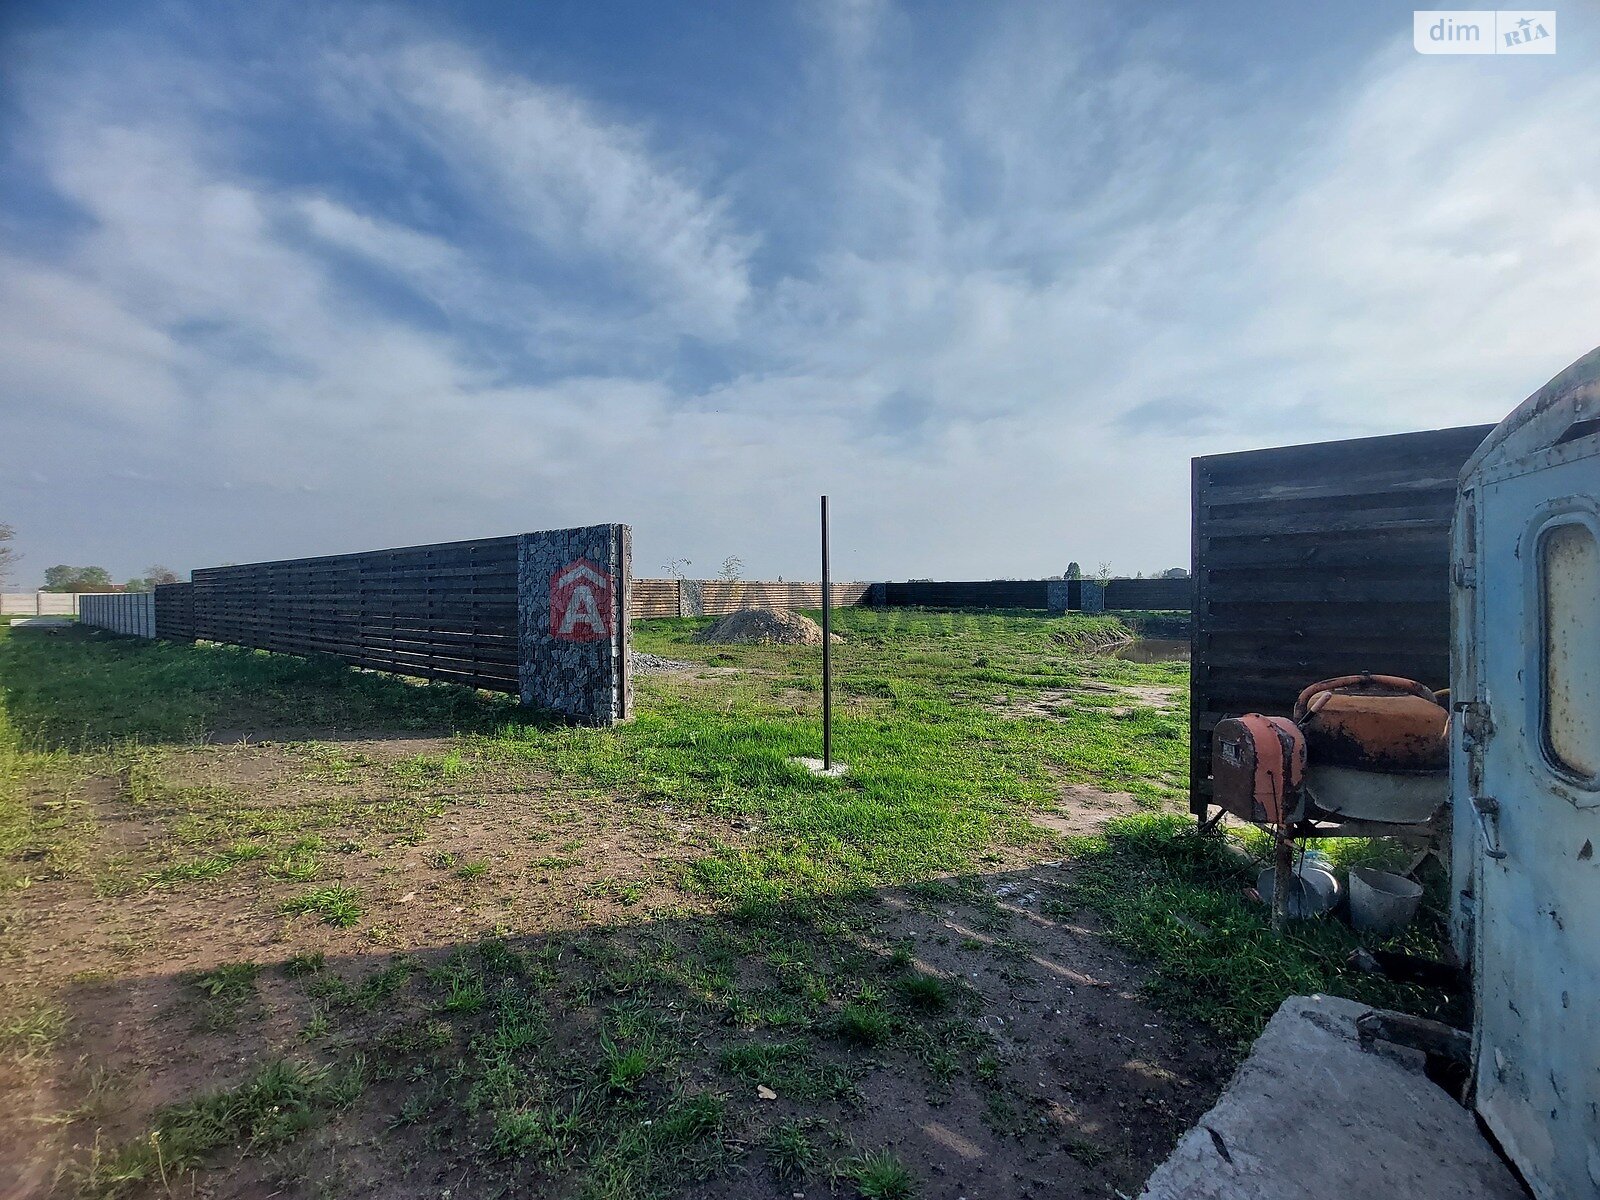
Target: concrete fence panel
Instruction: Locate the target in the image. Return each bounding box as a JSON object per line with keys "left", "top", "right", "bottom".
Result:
{"left": 80, "top": 592, "right": 157, "bottom": 637}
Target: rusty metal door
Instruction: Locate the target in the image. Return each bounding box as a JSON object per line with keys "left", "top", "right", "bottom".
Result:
{"left": 1458, "top": 422, "right": 1600, "bottom": 1198}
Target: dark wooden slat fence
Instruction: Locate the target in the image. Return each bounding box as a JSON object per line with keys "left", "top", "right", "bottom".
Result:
{"left": 1190, "top": 424, "right": 1493, "bottom": 813}
{"left": 188, "top": 536, "right": 521, "bottom": 692}
{"left": 882, "top": 580, "right": 1050, "bottom": 608}
{"left": 154, "top": 582, "right": 195, "bottom": 642}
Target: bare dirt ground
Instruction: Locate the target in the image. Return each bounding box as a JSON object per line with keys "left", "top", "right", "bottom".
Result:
{"left": 0, "top": 733, "right": 1228, "bottom": 1200}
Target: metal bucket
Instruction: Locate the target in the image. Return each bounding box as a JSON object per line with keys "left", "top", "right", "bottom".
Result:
{"left": 1255, "top": 863, "right": 1340, "bottom": 919}
{"left": 1348, "top": 867, "right": 1423, "bottom": 936}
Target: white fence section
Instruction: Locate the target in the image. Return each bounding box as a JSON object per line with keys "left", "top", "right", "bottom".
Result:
{"left": 1, "top": 591, "right": 98, "bottom": 615}
{"left": 79, "top": 592, "right": 156, "bottom": 637}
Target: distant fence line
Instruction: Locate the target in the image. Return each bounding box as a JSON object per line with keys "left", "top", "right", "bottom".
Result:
{"left": 631, "top": 579, "right": 873, "bottom": 620}
{"left": 2, "top": 591, "right": 94, "bottom": 616}
{"left": 79, "top": 592, "right": 156, "bottom": 637}
{"left": 628, "top": 576, "right": 1185, "bottom": 619}
{"left": 880, "top": 576, "right": 1188, "bottom": 612}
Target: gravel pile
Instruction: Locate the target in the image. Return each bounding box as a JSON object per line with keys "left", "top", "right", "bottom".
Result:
{"left": 632, "top": 652, "right": 698, "bottom": 675}
{"left": 692, "top": 607, "right": 840, "bottom": 646}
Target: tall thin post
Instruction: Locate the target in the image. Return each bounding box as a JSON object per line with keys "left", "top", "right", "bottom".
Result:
{"left": 821, "top": 495, "right": 832, "bottom": 771}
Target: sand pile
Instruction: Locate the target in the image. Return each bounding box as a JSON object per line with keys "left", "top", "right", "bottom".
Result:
{"left": 693, "top": 607, "right": 841, "bottom": 646}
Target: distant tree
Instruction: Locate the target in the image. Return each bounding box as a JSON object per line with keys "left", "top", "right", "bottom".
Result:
{"left": 1096, "top": 562, "right": 1113, "bottom": 585}
{"left": 661, "top": 558, "right": 692, "bottom": 580}
{"left": 718, "top": 555, "right": 743, "bottom": 582}
{"left": 125, "top": 564, "right": 182, "bottom": 592}
{"left": 1161, "top": 567, "right": 1190, "bottom": 579}
{"left": 0, "top": 523, "right": 18, "bottom": 589}
{"left": 1065, "top": 562, "right": 1082, "bottom": 580}
{"left": 42, "top": 565, "right": 115, "bottom": 592}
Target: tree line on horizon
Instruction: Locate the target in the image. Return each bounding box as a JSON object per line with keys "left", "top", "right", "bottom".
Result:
{"left": 0, "top": 524, "right": 181, "bottom": 593}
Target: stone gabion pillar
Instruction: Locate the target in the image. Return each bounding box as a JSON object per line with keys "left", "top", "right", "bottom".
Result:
{"left": 1079, "top": 580, "right": 1107, "bottom": 614}
{"left": 517, "top": 523, "right": 632, "bottom": 725}
{"left": 678, "top": 579, "right": 703, "bottom": 618}
{"left": 1046, "top": 580, "right": 1070, "bottom": 614}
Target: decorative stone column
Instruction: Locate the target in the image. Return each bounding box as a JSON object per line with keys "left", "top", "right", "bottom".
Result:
{"left": 517, "top": 524, "right": 632, "bottom": 724}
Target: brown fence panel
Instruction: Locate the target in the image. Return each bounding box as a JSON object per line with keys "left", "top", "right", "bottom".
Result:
{"left": 190, "top": 536, "right": 521, "bottom": 693}
{"left": 629, "top": 580, "right": 873, "bottom": 619}
{"left": 632, "top": 579, "right": 681, "bottom": 619}
{"left": 1189, "top": 424, "right": 1493, "bottom": 813}
{"left": 696, "top": 581, "right": 870, "bottom": 615}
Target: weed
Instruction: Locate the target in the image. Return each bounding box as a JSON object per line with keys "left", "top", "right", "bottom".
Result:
{"left": 284, "top": 951, "right": 326, "bottom": 978}
{"left": 149, "top": 842, "right": 266, "bottom": 887}
{"left": 763, "top": 1117, "right": 819, "bottom": 1179}
{"left": 280, "top": 885, "right": 363, "bottom": 928}
{"left": 266, "top": 838, "right": 323, "bottom": 881}
{"left": 1, "top": 1001, "right": 65, "bottom": 1059}
{"left": 843, "top": 1149, "right": 916, "bottom": 1199}
{"left": 81, "top": 1057, "right": 366, "bottom": 1196}
{"left": 491, "top": 1095, "right": 591, "bottom": 1160}
{"left": 895, "top": 972, "right": 951, "bottom": 1012}
{"left": 440, "top": 974, "right": 487, "bottom": 1014}
{"left": 600, "top": 1037, "right": 652, "bottom": 1092}
{"left": 719, "top": 1040, "right": 856, "bottom": 1103}
{"left": 191, "top": 962, "right": 260, "bottom": 1030}
{"left": 1064, "top": 1134, "right": 1108, "bottom": 1166}
{"left": 457, "top": 859, "right": 490, "bottom": 879}
{"left": 836, "top": 1002, "right": 892, "bottom": 1047}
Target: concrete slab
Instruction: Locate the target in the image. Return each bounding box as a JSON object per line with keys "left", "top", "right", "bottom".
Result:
{"left": 1139, "top": 994, "right": 1525, "bottom": 1200}
{"left": 7, "top": 617, "right": 73, "bottom": 631}
{"left": 789, "top": 756, "right": 850, "bottom": 778}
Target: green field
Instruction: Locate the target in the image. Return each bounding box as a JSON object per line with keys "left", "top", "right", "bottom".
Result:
{"left": 0, "top": 611, "right": 1455, "bottom": 1199}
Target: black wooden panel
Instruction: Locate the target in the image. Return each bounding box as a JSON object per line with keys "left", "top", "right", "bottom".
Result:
{"left": 154, "top": 583, "right": 195, "bottom": 642}
{"left": 1190, "top": 423, "right": 1494, "bottom": 811}
{"left": 1104, "top": 578, "right": 1189, "bottom": 609}
{"left": 187, "top": 537, "right": 521, "bottom": 693}
{"left": 882, "top": 580, "right": 1050, "bottom": 608}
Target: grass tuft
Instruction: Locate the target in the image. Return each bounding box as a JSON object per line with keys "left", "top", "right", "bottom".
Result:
{"left": 843, "top": 1149, "right": 916, "bottom": 1199}
{"left": 279, "top": 885, "right": 363, "bottom": 928}
{"left": 80, "top": 1057, "right": 366, "bottom": 1197}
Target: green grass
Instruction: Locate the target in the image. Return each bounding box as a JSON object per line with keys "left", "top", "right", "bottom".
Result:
{"left": 763, "top": 1117, "right": 820, "bottom": 1178}
{"left": 191, "top": 962, "right": 261, "bottom": 1030}
{"left": 0, "top": 610, "right": 1455, "bottom": 1197}
{"left": 475, "top": 609, "right": 1186, "bottom": 912}
{"left": 842, "top": 1149, "right": 917, "bottom": 1199}
{"left": 0, "top": 625, "right": 515, "bottom": 752}
{"left": 1061, "top": 813, "right": 1458, "bottom": 1043}
{"left": 80, "top": 1056, "right": 366, "bottom": 1197}
{"left": 279, "top": 885, "right": 363, "bottom": 928}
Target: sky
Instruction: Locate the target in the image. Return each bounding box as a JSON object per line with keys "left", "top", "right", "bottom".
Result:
{"left": 1, "top": 0, "right": 1597, "bottom": 588}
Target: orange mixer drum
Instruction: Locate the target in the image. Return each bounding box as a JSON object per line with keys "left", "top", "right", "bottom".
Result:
{"left": 1293, "top": 675, "right": 1448, "bottom": 774}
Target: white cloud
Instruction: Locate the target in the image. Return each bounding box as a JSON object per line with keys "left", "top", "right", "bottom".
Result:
{"left": 1, "top": 9, "right": 1597, "bottom": 587}
{"left": 332, "top": 39, "right": 755, "bottom": 339}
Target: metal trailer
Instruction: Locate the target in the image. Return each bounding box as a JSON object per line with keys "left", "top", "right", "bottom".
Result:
{"left": 1452, "top": 345, "right": 1600, "bottom": 1199}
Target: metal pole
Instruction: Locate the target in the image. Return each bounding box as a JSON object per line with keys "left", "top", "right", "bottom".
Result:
{"left": 821, "top": 495, "right": 832, "bottom": 771}
{"left": 1270, "top": 832, "right": 1293, "bottom": 934}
